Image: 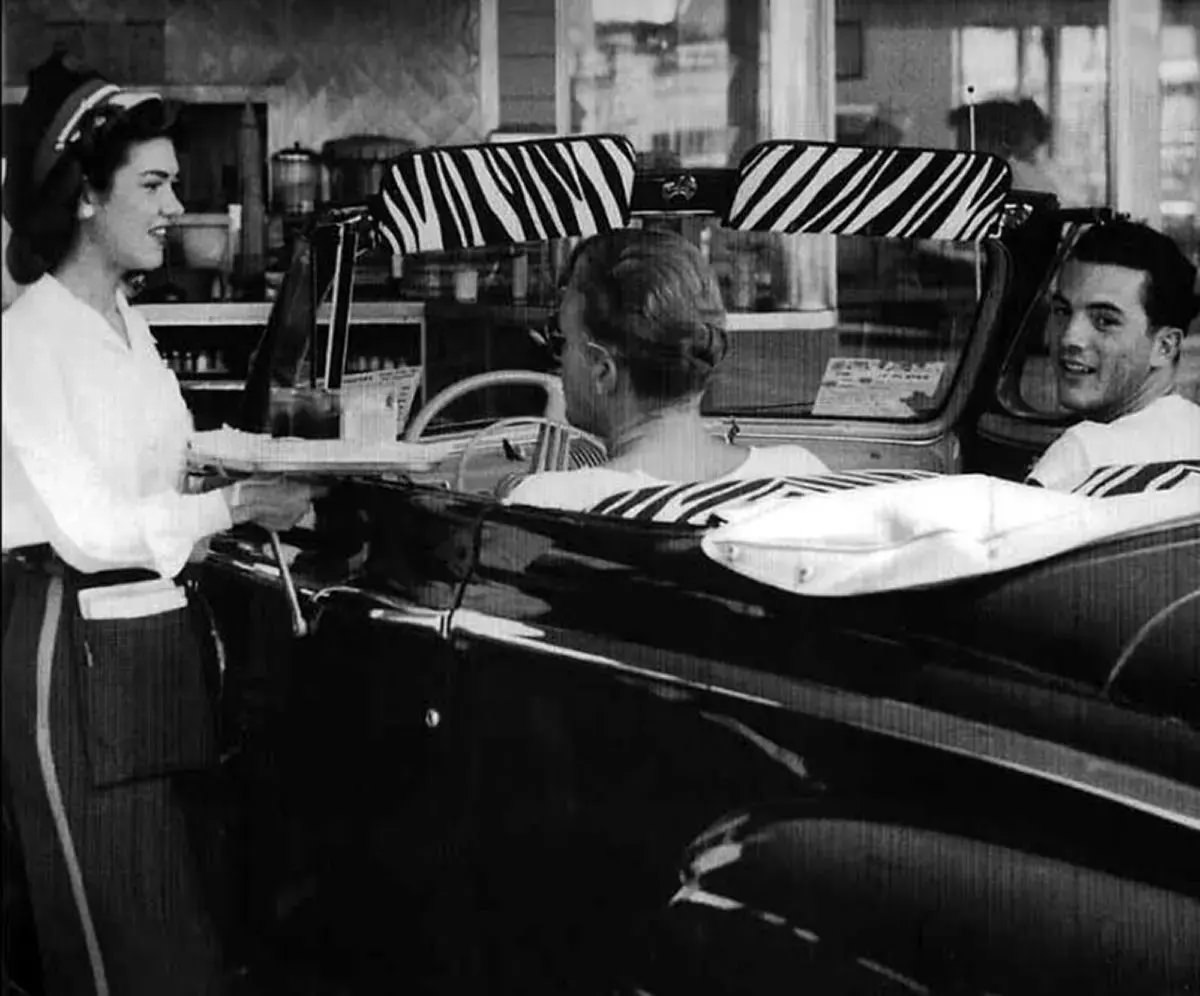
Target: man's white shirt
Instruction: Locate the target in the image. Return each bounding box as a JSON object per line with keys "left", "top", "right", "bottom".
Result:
{"left": 1028, "top": 393, "right": 1200, "bottom": 490}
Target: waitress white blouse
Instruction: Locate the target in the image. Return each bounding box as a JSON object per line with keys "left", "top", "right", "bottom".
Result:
{"left": 2, "top": 275, "right": 232, "bottom": 578}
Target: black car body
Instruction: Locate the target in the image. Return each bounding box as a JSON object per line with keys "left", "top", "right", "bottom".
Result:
{"left": 195, "top": 137, "right": 1200, "bottom": 995}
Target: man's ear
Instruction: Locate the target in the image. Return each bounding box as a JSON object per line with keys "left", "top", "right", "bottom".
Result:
{"left": 1149, "top": 325, "right": 1183, "bottom": 368}
{"left": 588, "top": 342, "right": 619, "bottom": 396}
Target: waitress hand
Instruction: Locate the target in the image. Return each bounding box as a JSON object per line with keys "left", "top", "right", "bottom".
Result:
{"left": 226, "top": 477, "right": 327, "bottom": 532}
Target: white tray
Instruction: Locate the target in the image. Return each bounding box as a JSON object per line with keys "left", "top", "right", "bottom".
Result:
{"left": 188, "top": 427, "right": 450, "bottom": 477}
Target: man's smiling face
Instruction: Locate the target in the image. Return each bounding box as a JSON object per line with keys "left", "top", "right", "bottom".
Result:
{"left": 1048, "top": 259, "right": 1175, "bottom": 420}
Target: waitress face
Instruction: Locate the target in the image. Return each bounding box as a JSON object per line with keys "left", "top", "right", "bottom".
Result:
{"left": 81, "top": 137, "right": 184, "bottom": 273}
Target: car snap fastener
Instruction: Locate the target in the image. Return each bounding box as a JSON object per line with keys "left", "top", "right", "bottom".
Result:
{"left": 719, "top": 543, "right": 739, "bottom": 562}
{"left": 794, "top": 565, "right": 812, "bottom": 584}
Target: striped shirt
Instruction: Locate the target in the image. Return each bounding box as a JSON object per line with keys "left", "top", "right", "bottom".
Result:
{"left": 504, "top": 444, "right": 829, "bottom": 513}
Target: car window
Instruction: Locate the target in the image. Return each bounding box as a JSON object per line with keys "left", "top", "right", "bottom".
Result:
{"left": 697, "top": 227, "right": 986, "bottom": 421}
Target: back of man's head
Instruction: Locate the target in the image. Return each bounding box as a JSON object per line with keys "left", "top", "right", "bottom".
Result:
{"left": 1069, "top": 221, "right": 1199, "bottom": 333}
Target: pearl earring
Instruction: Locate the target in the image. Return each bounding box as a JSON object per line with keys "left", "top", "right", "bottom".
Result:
{"left": 79, "top": 204, "right": 95, "bottom": 220}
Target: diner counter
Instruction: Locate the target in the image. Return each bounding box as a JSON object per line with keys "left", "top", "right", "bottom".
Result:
{"left": 137, "top": 300, "right": 427, "bottom": 326}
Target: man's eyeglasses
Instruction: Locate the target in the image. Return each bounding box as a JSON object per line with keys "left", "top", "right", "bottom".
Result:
{"left": 530, "top": 321, "right": 566, "bottom": 362}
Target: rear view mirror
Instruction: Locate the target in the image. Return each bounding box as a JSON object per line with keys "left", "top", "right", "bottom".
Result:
{"left": 725, "top": 141, "right": 1012, "bottom": 242}
{"left": 373, "top": 134, "right": 637, "bottom": 255}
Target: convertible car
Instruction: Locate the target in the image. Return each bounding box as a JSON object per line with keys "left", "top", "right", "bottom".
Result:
{"left": 8, "top": 137, "right": 1198, "bottom": 995}
{"left": 207, "top": 136, "right": 1198, "bottom": 995}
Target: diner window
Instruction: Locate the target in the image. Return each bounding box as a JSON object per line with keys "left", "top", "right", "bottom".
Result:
{"left": 1161, "top": 20, "right": 1199, "bottom": 265}
{"left": 1005, "top": 11, "right": 1200, "bottom": 418}
{"left": 563, "top": 0, "right": 769, "bottom": 168}
{"left": 952, "top": 24, "right": 1109, "bottom": 207}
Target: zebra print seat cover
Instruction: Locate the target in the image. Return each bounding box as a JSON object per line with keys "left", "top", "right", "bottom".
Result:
{"left": 725, "top": 141, "right": 1012, "bottom": 242}
{"left": 586, "top": 461, "right": 1196, "bottom": 525}
{"left": 1068, "top": 460, "right": 1200, "bottom": 497}
{"left": 587, "top": 469, "right": 940, "bottom": 525}
{"left": 374, "top": 134, "right": 637, "bottom": 256}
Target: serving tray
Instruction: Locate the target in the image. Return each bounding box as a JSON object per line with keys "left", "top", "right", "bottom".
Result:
{"left": 188, "top": 427, "right": 451, "bottom": 477}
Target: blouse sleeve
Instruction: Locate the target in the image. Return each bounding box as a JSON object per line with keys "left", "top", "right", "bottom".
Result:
{"left": 2, "top": 330, "right": 233, "bottom": 578}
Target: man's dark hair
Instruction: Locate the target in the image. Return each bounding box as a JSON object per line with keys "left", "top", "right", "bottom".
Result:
{"left": 1069, "top": 220, "right": 1200, "bottom": 333}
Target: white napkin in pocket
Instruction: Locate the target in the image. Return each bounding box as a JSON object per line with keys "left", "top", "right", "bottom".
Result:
{"left": 78, "top": 579, "right": 188, "bottom": 620}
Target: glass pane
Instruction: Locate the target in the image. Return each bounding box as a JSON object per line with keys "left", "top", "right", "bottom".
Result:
{"left": 1161, "top": 21, "right": 1200, "bottom": 268}
{"left": 957, "top": 28, "right": 1021, "bottom": 96}
{"left": 702, "top": 233, "right": 987, "bottom": 421}
{"left": 949, "top": 24, "right": 1106, "bottom": 207}
{"left": 563, "top": 0, "right": 768, "bottom": 168}
{"left": 1057, "top": 26, "right": 1108, "bottom": 206}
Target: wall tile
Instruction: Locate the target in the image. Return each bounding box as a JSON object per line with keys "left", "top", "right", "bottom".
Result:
{"left": 5, "top": 0, "right": 484, "bottom": 150}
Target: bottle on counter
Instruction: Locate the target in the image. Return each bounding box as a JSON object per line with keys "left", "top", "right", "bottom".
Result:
{"left": 512, "top": 252, "right": 529, "bottom": 304}
{"left": 731, "top": 249, "right": 755, "bottom": 311}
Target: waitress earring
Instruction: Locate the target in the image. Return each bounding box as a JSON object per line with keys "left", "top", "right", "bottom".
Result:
{"left": 79, "top": 203, "right": 95, "bottom": 220}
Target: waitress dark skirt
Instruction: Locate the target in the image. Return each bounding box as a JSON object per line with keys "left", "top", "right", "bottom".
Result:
{"left": 1, "top": 546, "right": 225, "bottom": 996}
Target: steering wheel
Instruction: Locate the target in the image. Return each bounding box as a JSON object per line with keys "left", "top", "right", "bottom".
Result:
{"left": 404, "top": 370, "right": 566, "bottom": 441}
{"left": 453, "top": 415, "right": 605, "bottom": 493}
{"left": 403, "top": 370, "right": 603, "bottom": 493}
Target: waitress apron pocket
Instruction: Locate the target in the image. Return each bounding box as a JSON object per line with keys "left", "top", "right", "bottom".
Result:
{"left": 75, "top": 605, "right": 217, "bottom": 787}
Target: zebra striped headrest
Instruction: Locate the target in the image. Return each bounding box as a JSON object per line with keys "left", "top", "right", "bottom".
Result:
{"left": 375, "top": 134, "right": 637, "bottom": 255}
{"left": 726, "top": 141, "right": 1011, "bottom": 242}
{"left": 1069, "top": 460, "right": 1200, "bottom": 497}
{"left": 588, "top": 469, "right": 941, "bottom": 525}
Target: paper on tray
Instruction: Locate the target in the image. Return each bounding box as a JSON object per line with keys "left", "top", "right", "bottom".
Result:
{"left": 187, "top": 426, "right": 450, "bottom": 476}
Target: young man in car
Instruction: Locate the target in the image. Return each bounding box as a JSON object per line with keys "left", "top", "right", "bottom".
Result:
{"left": 1027, "top": 220, "right": 1200, "bottom": 491}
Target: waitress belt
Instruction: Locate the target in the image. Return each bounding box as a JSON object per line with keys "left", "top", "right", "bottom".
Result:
{"left": 3, "top": 545, "right": 218, "bottom": 787}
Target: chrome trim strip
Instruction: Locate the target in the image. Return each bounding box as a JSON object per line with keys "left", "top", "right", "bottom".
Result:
{"left": 36, "top": 577, "right": 110, "bottom": 995}
{"left": 367, "top": 605, "right": 451, "bottom": 638}
{"left": 451, "top": 608, "right": 1200, "bottom": 831}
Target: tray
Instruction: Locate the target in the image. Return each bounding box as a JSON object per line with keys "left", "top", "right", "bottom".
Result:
{"left": 188, "top": 427, "right": 451, "bottom": 478}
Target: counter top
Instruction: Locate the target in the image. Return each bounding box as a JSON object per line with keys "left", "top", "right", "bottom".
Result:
{"left": 138, "top": 300, "right": 426, "bottom": 326}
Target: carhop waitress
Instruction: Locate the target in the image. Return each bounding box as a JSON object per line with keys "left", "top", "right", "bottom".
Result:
{"left": 1, "top": 53, "right": 319, "bottom": 995}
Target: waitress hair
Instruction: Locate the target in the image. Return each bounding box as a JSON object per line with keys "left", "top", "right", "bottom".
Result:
{"left": 564, "top": 227, "right": 728, "bottom": 402}
{"left": 4, "top": 55, "right": 178, "bottom": 284}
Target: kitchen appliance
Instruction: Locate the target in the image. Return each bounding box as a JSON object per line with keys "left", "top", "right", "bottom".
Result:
{"left": 271, "top": 143, "right": 322, "bottom": 216}
{"left": 174, "top": 213, "right": 231, "bottom": 270}
{"left": 323, "top": 135, "right": 414, "bottom": 206}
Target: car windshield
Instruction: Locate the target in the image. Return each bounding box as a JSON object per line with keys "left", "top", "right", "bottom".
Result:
{"left": 694, "top": 228, "right": 985, "bottom": 421}
{"left": 246, "top": 143, "right": 1001, "bottom": 437}
{"left": 356, "top": 223, "right": 990, "bottom": 426}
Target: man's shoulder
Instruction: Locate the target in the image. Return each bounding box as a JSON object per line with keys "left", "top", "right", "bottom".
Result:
{"left": 1149, "top": 394, "right": 1200, "bottom": 420}
{"left": 1103, "top": 394, "right": 1200, "bottom": 445}
{"left": 1029, "top": 394, "right": 1200, "bottom": 490}
{"left": 743, "top": 444, "right": 829, "bottom": 478}
{"left": 504, "top": 467, "right": 654, "bottom": 511}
